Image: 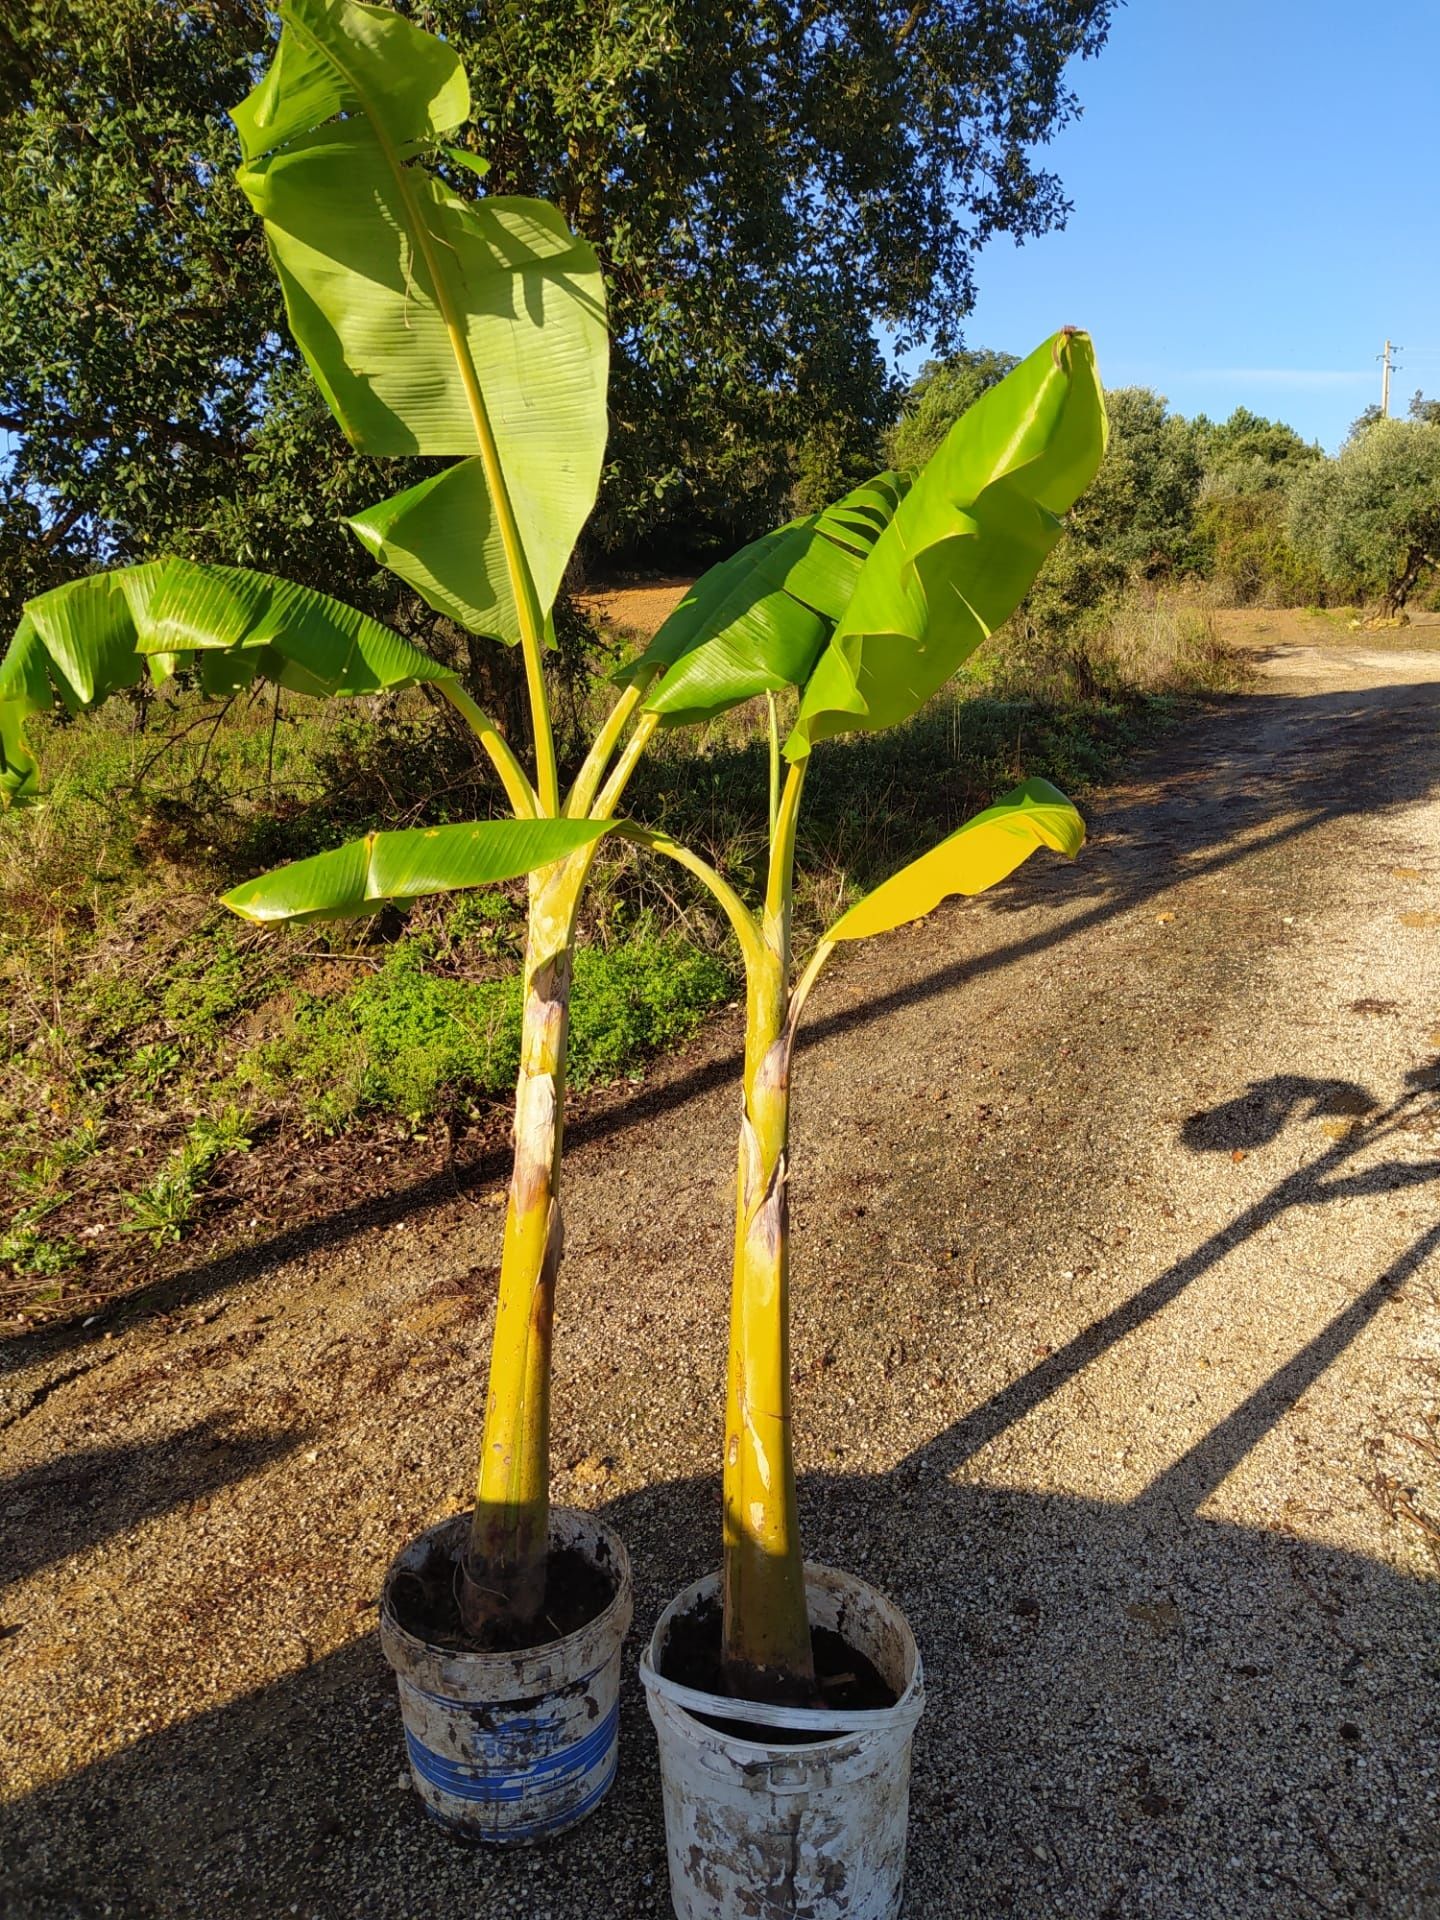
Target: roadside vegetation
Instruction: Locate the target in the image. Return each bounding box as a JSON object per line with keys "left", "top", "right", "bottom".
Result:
{"left": 0, "top": 591, "right": 1236, "bottom": 1326}
{"left": 4, "top": 1, "right": 1434, "bottom": 1329}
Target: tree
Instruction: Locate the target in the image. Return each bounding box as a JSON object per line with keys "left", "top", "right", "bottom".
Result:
{"left": 1409, "top": 391, "right": 1440, "bottom": 427}
{"left": 884, "top": 347, "right": 1019, "bottom": 471}
{"left": 1287, "top": 418, "right": 1440, "bottom": 614}
{"left": 1192, "top": 408, "right": 1323, "bottom": 606}
{"left": 1199, "top": 405, "right": 1320, "bottom": 486}
{"left": 1, "top": 0, "right": 1119, "bottom": 616}
{"left": 1024, "top": 386, "right": 1204, "bottom": 640}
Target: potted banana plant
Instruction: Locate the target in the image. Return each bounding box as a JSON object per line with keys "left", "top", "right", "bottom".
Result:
{"left": 625, "top": 335, "right": 1107, "bottom": 1919}
{"left": 0, "top": 0, "right": 670, "bottom": 1846}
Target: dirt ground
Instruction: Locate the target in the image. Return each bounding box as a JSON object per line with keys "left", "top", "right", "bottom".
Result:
{"left": 579, "top": 575, "right": 692, "bottom": 640}
{"left": 4, "top": 630, "right": 1440, "bottom": 1919}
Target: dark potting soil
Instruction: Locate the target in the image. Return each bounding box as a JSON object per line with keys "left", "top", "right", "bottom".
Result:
{"left": 389, "top": 1542, "right": 616, "bottom": 1654}
{"left": 660, "top": 1593, "right": 897, "bottom": 1744}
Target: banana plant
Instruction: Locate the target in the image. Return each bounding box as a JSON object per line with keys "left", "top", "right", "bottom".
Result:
{"left": 0, "top": 0, "right": 678, "bottom": 1641}
{"left": 623, "top": 334, "right": 1108, "bottom": 1697}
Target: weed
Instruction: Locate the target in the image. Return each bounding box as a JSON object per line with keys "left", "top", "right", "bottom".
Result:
{"left": 237, "top": 931, "right": 732, "bottom": 1131}
{"left": 121, "top": 1105, "right": 254, "bottom": 1246}
{"left": 1, "top": 1197, "right": 81, "bottom": 1278}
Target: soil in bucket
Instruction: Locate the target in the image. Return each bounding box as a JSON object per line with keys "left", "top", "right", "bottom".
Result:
{"left": 660, "top": 1592, "right": 897, "bottom": 1742}
{"left": 389, "top": 1538, "right": 616, "bottom": 1654}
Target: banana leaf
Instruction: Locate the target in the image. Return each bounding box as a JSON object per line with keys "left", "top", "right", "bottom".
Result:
{"left": 788, "top": 331, "right": 1107, "bottom": 758}
{"left": 234, "top": 0, "right": 608, "bottom": 643}
{"left": 1, "top": 561, "right": 452, "bottom": 806}
{"left": 222, "top": 816, "right": 610, "bottom": 924}
{"left": 631, "top": 473, "right": 908, "bottom": 726}
{"left": 826, "top": 778, "right": 1084, "bottom": 943}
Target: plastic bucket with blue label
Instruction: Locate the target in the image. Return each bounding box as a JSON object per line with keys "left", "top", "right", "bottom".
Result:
{"left": 380, "top": 1507, "right": 632, "bottom": 1845}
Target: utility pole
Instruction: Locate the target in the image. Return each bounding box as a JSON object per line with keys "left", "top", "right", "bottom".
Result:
{"left": 1380, "top": 338, "right": 1400, "bottom": 416}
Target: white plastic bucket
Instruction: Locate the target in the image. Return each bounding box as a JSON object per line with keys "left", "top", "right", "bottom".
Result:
{"left": 640, "top": 1564, "right": 925, "bottom": 1920}
{"left": 379, "top": 1507, "right": 632, "bottom": 1845}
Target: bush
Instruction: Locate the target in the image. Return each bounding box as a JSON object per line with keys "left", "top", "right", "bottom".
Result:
{"left": 1195, "top": 486, "right": 1326, "bottom": 606}
{"left": 1024, "top": 387, "right": 1206, "bottom": 640}
{"left": 991, "top": 584, "right": 1242, "bottom": 703}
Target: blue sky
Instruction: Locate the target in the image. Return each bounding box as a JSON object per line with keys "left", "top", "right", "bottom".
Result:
{"left": 931, "top": 0, "right": 1440, "bottom": 451}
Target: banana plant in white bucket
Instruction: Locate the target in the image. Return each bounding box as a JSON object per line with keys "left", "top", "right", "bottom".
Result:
{"left": 630, "top": 335, "right": 1108, "bottom": 1918}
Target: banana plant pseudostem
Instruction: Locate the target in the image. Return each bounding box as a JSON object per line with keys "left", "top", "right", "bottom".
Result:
{"left": 0, "top": 0, "right": 672, "bottom": 1640}
{"left": 624, "top": 334, "right": 1109, "bottom": 1697}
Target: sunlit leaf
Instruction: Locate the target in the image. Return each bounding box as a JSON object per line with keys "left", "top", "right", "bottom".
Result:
{"left": 222, "top": 816, "right": 610, "bottom": 923}
{"left": 142, "top": 561, "right": 455, "bottom": 697}
{"left": 788, "top": 331, "right": 1107, "bottom": 758}
{"left": 632, "top": 473, "right": 908, "bottom": 725}
{"left": 825, "top": 778, "right": 1084, "bottom": 942}
{"left": 0, "top": 561, "right": 452, "bottom": 806}
{"left": 234, "top": 0, "right": 608, "bottom": 638}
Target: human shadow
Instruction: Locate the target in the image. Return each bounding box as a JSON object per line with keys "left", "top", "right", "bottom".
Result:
{"left": 13, "top": 675, "right": 1440, "bottom": 1363}
{"left": 1, "top": 1417, "right": 307, "bottom": 1596}
{"left": 6, "top": 1072, "right": 1439, "bottom": 1916}
{"left": 925, "top": 1066, "right": 1440, "bottom": 1484}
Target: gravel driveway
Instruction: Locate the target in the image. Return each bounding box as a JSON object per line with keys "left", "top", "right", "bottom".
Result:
{"left": 4, "top": 638, "right": 1439, "bottom": 1919}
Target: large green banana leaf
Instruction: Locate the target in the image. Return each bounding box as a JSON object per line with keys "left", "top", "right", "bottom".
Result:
{"left": 630, "top": 473, "right": 909, "bottom": 726}
{"left": 233, "top": 0, "right": 608, "bottom": 644}
{"left": 826, "top": 778, "right": 1084, "bottom": 943}
{"left": 222, "top": 817, "right": 609, "bottom": 924}
{"left": 788, "top": 330, "right": 1107, "bottom": 759}
{"left": 0, "top": 561, "right": 453, "bottom": 807}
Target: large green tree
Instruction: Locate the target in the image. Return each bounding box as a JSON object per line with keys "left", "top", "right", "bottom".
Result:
{"left": 884, "top": 347, "right": 1020, "bottom": 472}
{"left": 1190, "top": 407, "right": 1323, "bottom": 606}
{"left": 1, "top": 0, "right": 1116, "bottom": 622}
{"left": 1288, "top": 417, "right": 1440, "bottom": 613}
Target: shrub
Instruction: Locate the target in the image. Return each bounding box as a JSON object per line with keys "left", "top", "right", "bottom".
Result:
{"left": 1287, "top": 417, "right": 1440, "bottom": 613}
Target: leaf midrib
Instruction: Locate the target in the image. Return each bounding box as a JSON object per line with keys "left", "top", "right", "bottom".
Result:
{"left": 280, "top": 7, "right": 546, "bottom": 668}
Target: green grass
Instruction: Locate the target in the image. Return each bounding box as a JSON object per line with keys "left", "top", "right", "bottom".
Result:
{"left": 235, "top": 928, "right": 731, "bottom": 1132}
{"left": 121, "top": 1105, "right": 254, "bottom": 1246}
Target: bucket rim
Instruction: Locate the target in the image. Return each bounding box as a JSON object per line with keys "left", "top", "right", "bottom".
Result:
{"left": 380, "top": 1506, "right": 634, "bottom": 1681}
{"left": 640, "top": 1561, "right": 924, "bottom": 1744}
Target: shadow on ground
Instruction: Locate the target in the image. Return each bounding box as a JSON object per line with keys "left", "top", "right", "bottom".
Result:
{"left": 6, "top": 1075, "right": 1439, "bottom": 1917}
{"left": 4, "top": 1482, "right": 1435, "bottom": 1919}
{"left": 6, "top": 673, "right": 1440, "bottom": 1917}
{"left": 12, "top": 675, "right": 1440, "bottom": 1364}
{"left": 0, "top": 1419, "right": 305, "bottom": 1597}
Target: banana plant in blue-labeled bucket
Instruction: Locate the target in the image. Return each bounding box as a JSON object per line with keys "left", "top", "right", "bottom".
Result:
{"left": 0, "top": 0, "right": 655, "bottom": 1846}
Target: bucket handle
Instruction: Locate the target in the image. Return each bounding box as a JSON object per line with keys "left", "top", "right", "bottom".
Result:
{"left": 641, "top": 1649, "right": 926, "bottom": 1739}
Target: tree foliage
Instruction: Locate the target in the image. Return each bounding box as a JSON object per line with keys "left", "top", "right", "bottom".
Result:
{"left": 1, "top": 0, "right": 1118, "bottom": 619}
{"left": 1189, "top": 407, "right": 1323, "bottom": 606}
{"left": 1024, "top": 385, "right": 1204, "bottom": 637}
{"left": 884, "top": 347, "right": 1019, "bottom": 472}
{"left": 1287, "top": 417, "right": 1440, "bottom": 613}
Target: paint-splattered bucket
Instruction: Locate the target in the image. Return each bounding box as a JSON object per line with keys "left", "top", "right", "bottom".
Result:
{"left": 640, "top": 1564, "right": 925, "bottom": 1920}
{"left": 380, "top": 1507, "right": 632, "bottom": 1845}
